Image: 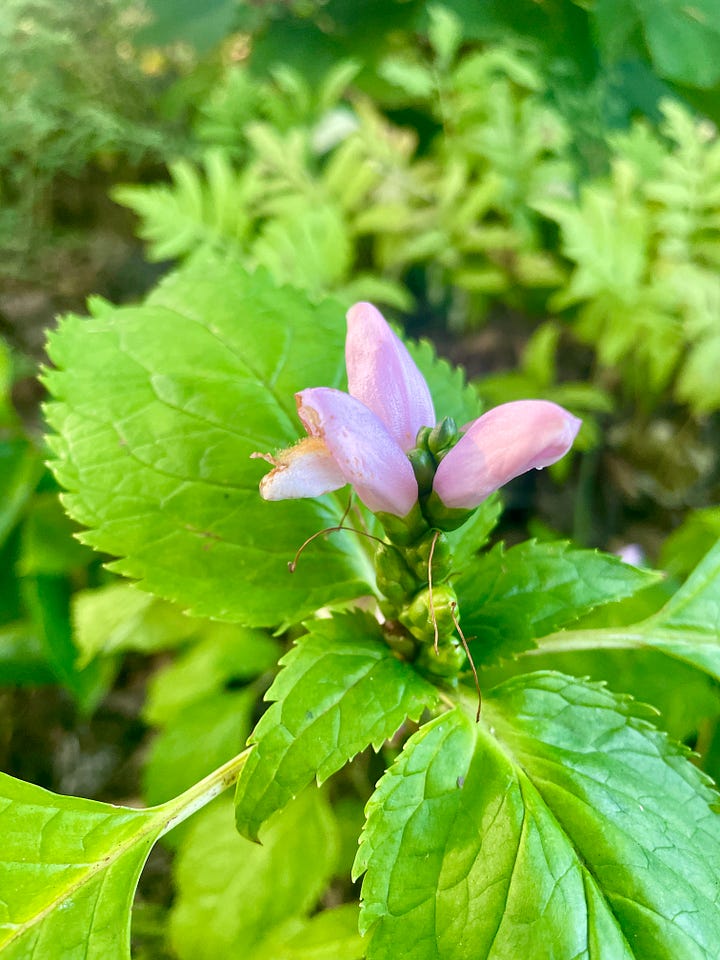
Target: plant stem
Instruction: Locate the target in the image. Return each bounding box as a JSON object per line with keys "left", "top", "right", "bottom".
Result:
{"left": 159, "top": 746, "right": 252, "bottom": 837}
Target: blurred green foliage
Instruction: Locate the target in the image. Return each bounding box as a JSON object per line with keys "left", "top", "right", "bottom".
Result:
{"left": 3, "top": 0, "right": 720, "bottom": 955}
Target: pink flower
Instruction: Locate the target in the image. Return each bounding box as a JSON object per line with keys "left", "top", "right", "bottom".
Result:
{"left": 254, "top": 303, "right": 431, "bottom": 517}
{"left": 432, "top": 400, "right": 582, "bottom": 510}
{"left": 254, "top": 302, "right": 581, "bottom": 521}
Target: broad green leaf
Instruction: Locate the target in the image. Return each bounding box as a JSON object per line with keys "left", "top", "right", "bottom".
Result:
{"left": 235, "top": 611, "right": 438, "bottom": 840}
{"left": 355, "top": 672, "right": 720, "bottom": 960}
{"left": 536, "top": 542, "right": 720, "bottom": 683}
{"left": 455, "top": 540, "right": 660, "bottom": 665}
{"left": 633, "top": 0, "right": 720, "bottom": 88}
{"left": 0, "top": 752, "right": 249, "bottom": 959}
{"left": 170, "top": 790, "right": 338, "bottom": 960}
{"left": 44, "top": 259, "right": 373, "bottom": 626}
{"left": 481, "top": 646, "right": 720, "bottom": 745}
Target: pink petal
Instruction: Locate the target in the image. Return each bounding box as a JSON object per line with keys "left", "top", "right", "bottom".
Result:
{"left": 253, "top": 438, "right": 345, "bottom": 501}
{"left": 346, "top": 302, "right": 435, "bottom": 452}
{"left": 432, "top": 400, "right": 582, "bottom": 509}
{"left": 298, "top": 387, "right": 418, "bottom": 516}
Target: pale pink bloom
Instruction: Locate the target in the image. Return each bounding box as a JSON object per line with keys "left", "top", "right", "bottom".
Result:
{"left": 255, "top": 303, "right": 430, "bottom": 517}
{"left": 254, "top": 302, "right": 581, "bottom": 518}
{"left": 432, "top": 401, "right": 582, "bottom": 510}
{"left": 346, "top": 302, "right": 435, "bottom": 452}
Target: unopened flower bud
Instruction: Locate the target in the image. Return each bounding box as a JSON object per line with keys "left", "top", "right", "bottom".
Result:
{"left": 375, "top": 542, "right": 420, "bottom": 605}
{"left": 399, "top": 584, "right": 457, "bottom": 644}
{"left": 407, "top": 447, "right": 436, "bottom": 495}
{"left": 428, "top": 416, "right": 458, "bottom": 458}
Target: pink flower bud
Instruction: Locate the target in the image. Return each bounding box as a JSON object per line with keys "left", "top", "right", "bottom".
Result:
{"left": 432, "top": 400, "right": 582, "bottom": 510}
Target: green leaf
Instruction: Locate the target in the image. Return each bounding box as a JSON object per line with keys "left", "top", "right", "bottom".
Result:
{"left": 405, "top": 336, "right": 481, "bottom": 426}
{"left": 455, "top": 541, "right": 660, "bottom": 665}
{"left": 0, "top": 752, "right": 249, "bottom": 959}
{"left": 427, "top": 5, "right": 463, "bottom": 69}
{"left": 235, "top": 611, "right": 438, "bottom": 840}
{"left": 22, "top": 574, "right": 113, "bottom": 711}
{"left": 633, "top": 0, "right": 720, "bottom": 88}
{"left": 144, "top": 690, "right": 256, "bottom": 806}
{"left": 632, "top": 541, "right": 720, "bottom": 679}
{"left": 0, "top": 621, "right": 55, "bottom": 685}
{"left": 144, "top": 623, "right": 279, "bottom": 725}
{"left": 44, "top": 259, "right": 373, "bottom": 626}
{"left": 355, "top": 673, "right": 720, "bottom": 959}
{"left": 19, "top": 492, "right": 94, "bottom": 576}
{"left": 170, "top": 790, "right": 338, "bottom": 960}
{"left": 72, "top": 583, "right": 200, "bottom": 666}
{"left": 537, "top": 543, "right": 720, "bottom": 683}
{"left": 250, "top": 904, "right": 365, "bottom": 960}
{"left": 0, "top": 438, "right": 42, "bottom": 550}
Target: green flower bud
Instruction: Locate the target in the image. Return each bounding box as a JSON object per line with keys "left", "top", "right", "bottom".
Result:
{"left": 399, "top": 584, "right": 457, "bottom": 644}
{"left": 415, "top": 637, "right": 466, "bottom": 677}
{"left": 428, "top": 416, "right": 458, "bottom": 458}
{"left": 415, "top": 425, "right": 433, "bottom": 450}
{"left": 405, "top": 531, "right": 451, "bottom": 581}
{"left": 407, "top": 447, "right": 436, "bottom": 495}
{"left": 375, "top": 542, "right": 419, "bottom": 605}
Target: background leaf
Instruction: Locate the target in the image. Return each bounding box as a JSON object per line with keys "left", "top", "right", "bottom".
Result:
{"left": 170, "top": 790, "right": 339, "bottom": 960}
{"left": 536, "top": 542, "right": 720, "bottom": 684}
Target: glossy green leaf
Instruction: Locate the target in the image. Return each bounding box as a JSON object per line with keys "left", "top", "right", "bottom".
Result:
{"left": 455, "top": 540, "right": 660, "bottom": 665}
{"left": 0, "top": 752, "right": 248, "bottom": 960}
{"left": 170, "top": 790, "right": 338, "bottom": 960}
{"left": 355, "top": 672, "right": 720, "bottom": 959}
{"left": 235, "top": 611, "right": 438, "bottom": 840}
{"left": 44, "top": 259, "right": 373, "bottom": 626}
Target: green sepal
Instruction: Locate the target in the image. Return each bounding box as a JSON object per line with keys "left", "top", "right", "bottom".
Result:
{"left": 376, "top": 503, "right": 430, "bottom": 545}
{"left": 421, "top": 489, "right": 477, "bottom": 532}
{"left": 405, "top": 530, "right": 451, "bottom": 582}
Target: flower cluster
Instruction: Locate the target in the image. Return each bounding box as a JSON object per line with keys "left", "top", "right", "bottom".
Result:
{"left": 254, "top": 303, "right": 581, "bottom": 527}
